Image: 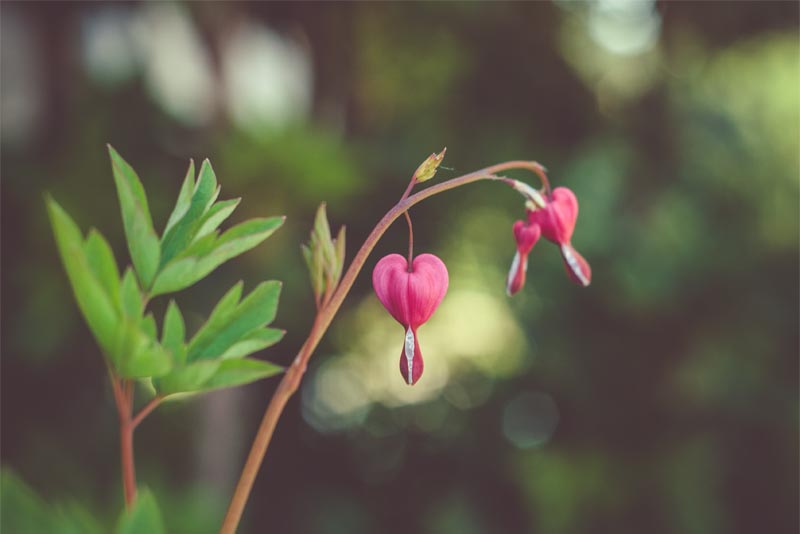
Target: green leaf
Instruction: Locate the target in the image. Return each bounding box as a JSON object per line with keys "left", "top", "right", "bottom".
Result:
{"left": 46, "top": 196, "right": 118, "bottom": 355}
{"left": 221, "top": 327, "right": 285, "bottom": 359}
{"left": 115, "top": 320, "right": 172, "bottom": 378}
{"left": 149, "top": 217, "right": 284, "bottom": 297}
{"left": 159, "top": 159, "right": 218, "bottom": 267}
{"left": 83, "top": 229, "right": 121, "bottom": 312}
{"left": 161, "top": 301, "right": 186, "bottom": 364}
{"left": 187, "top": 281, "right": 282, "bottom": 361}
{"left": 120, "top": 268, "right": 143, "bottom": 320}
{"left": 200, "top": 358, "right": 283, "bottom": 392}
{"left": 155, "top": 360, "right": 221, "bottom": 395}
{"left": 207, "top": 281, "right": 244, "bottom": 323}
{"left": 141, "top": 313, "right": 157, "bottom": 339}
{"left": 1, "top": 470, "right": 104, "bottom": 534}
{"left": 116, "top": 489, "right": 165, "bottom": 534}
{"left": 163, "top": 160, "right": 195, "bottom": 236}
{"left": 194, "top": 198, "right": 240, "bottom": 242}
{"left": 108, "top": 145, "right": 161, "bottom": 289}
{"left": 334, "top": 225, "right": 346, "bottom": 283}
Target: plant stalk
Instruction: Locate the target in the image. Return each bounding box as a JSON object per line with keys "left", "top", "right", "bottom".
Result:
{"left": 220, "top": 160, "right": 548, "bottom": 533}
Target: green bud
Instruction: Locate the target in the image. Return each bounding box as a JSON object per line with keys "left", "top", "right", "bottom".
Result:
{"left": 413, "top": 147, "right": 447, "bottom": 183}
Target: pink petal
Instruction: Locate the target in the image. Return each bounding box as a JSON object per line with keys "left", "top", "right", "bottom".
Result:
{"left": 372, "top": 254, "right": 410, "bottom": 324}
{"left": 560, "top": 243, "right": 591, "bottom": 287}
{"left": 372, "top": 253, "right": 449, "bottom": 328}
{"left": 406, "top": 254, "right": 449, "bottom": 327}
{"left": 513, "top": 220, "right": 541, "bottom": 255}
{"left": 528, "top": 187, "right": 578, "bottom": 245}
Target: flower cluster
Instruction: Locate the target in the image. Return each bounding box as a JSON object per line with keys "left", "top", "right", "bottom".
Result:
{"left": 507, "top": 186, "right": 591, "bottom": 295}
{"left": 370, "top": 156, "right": 590, "bottom": 386}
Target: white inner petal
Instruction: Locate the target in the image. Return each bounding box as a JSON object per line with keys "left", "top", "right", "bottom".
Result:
{"left": 562, "top": 244, "right": 589, "bottom": 286}
{"left": 404, "top": 327, "right": 415, "bottom": 385}
{"left": 506, "top": 251, "right": 521, "bottom": 295}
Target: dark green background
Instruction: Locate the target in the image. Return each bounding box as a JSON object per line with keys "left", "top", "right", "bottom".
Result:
{"left": 2, "top": 2, "right": 798, "bottom": 533}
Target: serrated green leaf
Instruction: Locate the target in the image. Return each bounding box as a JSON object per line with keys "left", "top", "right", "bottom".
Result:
{"left": 161, "top": 301, "right": 186, "bottom": 364}
{"left": 159, "top": 159, "right": 218, "bottom": 267}
{"left": 187, "top": 281, "right": 281, "bottom": 361}
{"left": 108, "top": 146, "right": 161, "bottom": 289}
{"left": 194, "top": 198, "right": 240, "bottom": 242}
{"left": 154, "top": 360, "right": 221, "bottom": 395}
{"left": 83, "top": 229, "right": 121, "bottom": 312}
{"left": 120, "top": 268, "right": 142, "bottom": 319}
{"left": 220, "top": 327, "right": 285, "bottom": 359}
{"left": 116, "top": 488, "right": 165, "bottom": 534}
{"left": 146, "top": 259, "right": 197, "bottom": 297}
{"left": 47, "top": 196, "right": 118, "bottom": 355}
{"left": 163, "top": 160, "right": 195, "bottom": 236}
{"left": 199, "top": 358, "right": 283, "bottom": 392}
{"left": 141, "top": 313, "right": 157, "bottom": 340}
{"left": 208, "top": 281, "right": 244, "bottom": 323}
{"left": 149, "top": 217, "right": 284, "bottom": 297}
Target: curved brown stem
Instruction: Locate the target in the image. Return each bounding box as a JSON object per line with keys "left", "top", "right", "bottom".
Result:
{"left": 220, "top": 160, "right": 548, "bottom": 534}
{"left": 403, "top": 210, "right": 414, "bottom": 267}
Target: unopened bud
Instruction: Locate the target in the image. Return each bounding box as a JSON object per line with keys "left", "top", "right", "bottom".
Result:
{"left": 413, "top": 148, "right": 447, "bottom": 183}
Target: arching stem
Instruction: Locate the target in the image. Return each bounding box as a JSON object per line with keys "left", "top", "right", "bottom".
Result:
{"left": 403, "top": 210, "right": 414, "bottom": 268}
{"left": 220, "top": 160, "right": 549, "bottom": 534}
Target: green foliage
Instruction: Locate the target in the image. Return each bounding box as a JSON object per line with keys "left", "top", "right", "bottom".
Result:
{"left": 108, "top": 145, "right": 161, "bottom": 289}
{"left": 116, "top": 489, "right": 165, "bottom": 534}
{"left": 47, "top": 147, "right": 285, "bottom": 393}
{"left": 302, "top": 203, "right": 346, "bottom": 305}
{"left": 149, "top": 216, "right": 284, "bottom": 297}
{"left": 0, "top": 470, "right": 104, "bottom": 534}
{"left": 154, "top": 282, "right": 284, "bottom": 395}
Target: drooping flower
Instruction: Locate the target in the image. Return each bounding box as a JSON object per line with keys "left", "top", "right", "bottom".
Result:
{"left": 372, "top": 253, "right": 448, "bottom": 385}
{"left": 527, "top": 187, "right": 592, "bottom": 287}
{"left": 506, "top": 220, "right": 541, "bottom": 296}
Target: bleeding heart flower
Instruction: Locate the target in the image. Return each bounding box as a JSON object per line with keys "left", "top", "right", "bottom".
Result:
{"left": 506, "top": 220, "right": 541, "bottom": 296}
{"left": 527, "top": 186, "right": 592, "bottom": 287}
{"left": 372, "top": 253, "right": 448, "bottom": 385}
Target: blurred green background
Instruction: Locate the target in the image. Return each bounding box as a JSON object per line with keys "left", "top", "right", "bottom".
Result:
{"left": 1, "top": 1, "right": 798, "bottom": 533}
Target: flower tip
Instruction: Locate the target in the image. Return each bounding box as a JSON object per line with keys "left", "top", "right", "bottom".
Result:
{"left": 560, "top": 244, "right": 591, "bottom": 287}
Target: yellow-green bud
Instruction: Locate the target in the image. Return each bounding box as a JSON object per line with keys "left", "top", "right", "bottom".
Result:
{"left": 413, "top": 147, "right": 447, "bottom": 183}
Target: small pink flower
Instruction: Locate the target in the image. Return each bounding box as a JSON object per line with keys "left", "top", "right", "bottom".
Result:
{"left": 527, "top": 187, "right": 592, "bottom": 287}
{"left": 372, "top": 253, "right": 449, "bottom": 385}
{"left": 506, "top": 220, "right": 541, "bottom": 296}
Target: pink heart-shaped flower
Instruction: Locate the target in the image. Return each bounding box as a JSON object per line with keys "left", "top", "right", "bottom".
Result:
{"left": 507, "top": 221, "right": 541, "bottom": 296}
{"left": 372, "top": 253, "right": 448, "bottom": 385}
{"left": 528, "top": 187, "right": 579, "bottom": 245}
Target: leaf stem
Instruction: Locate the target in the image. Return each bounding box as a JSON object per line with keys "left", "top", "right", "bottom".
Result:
{"left": 220, "top": 160, "right": 548, "bottom": 533}
{"left": 131, "top": 396, "right": 163, "bottom": 430}
{"left": 109, "top": 374, "right": 137, "bottom": 509}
